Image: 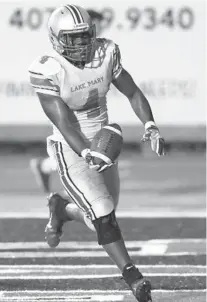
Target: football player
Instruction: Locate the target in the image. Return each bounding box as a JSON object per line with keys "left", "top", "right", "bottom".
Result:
{"left": 28, "top": 4, "right": 165, "bottom": 301}
{"left": 29, "top": 8, "right": 104, "bottom": 194}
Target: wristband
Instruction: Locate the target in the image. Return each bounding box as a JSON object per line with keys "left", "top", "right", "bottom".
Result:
{"left": 81, "top": 148, "right": 91, "bottom": 159}
{"left": 144, "top": 121, "right": 156, "bottom": 131}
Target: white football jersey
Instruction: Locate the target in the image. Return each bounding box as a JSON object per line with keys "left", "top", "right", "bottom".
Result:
{"left": 28, "top": 38, "right": 123, "bottom": 143}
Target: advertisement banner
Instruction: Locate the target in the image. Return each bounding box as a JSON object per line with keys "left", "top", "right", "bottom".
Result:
{"left": 0, "top": 0, "right": 205, "bottom": 125}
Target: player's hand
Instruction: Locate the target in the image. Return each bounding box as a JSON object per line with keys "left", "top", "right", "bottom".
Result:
{"left": 81, "top": 149, "right": 113, "bottom": 172}
{"left": 141, "top": 123, "right": 165, "bottom": 157}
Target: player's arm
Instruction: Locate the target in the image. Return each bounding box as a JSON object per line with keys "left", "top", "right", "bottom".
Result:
{"left": 29, "top": 56, "right": 90, "bottom": 156}
{"left": 36, "top": 93, "right": 89, "bottom": 155}
{"left": 29, "top": 57, "right": 112, "bottom": 170}
{"left": 112, "top": 68, "right": 154, "bottom": 125}
{"left": 111, "top": 44, "right": 165, "bottom": 156}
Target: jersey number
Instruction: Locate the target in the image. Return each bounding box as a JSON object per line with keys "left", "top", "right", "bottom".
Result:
{"left": 86, "top": 89, "right": 100, "bottom": 119}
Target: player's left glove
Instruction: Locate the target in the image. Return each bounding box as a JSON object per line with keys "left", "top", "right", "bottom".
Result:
{"left": 142, "top": 121, "right": 165, "bottom": 157}
{"left": 81, "top": 149, "right": 113, "bottom": 172}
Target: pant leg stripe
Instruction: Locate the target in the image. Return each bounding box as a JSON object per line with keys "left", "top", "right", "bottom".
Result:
{"left": 55, "top": 142, "right": 96, "bottom": 219}
{"left": 52, "top": 143, "right": 85, "bottom": 211}
{"left": 58, "top": 143, "right": 96, "bottom": 219}
{"left": 59, "top": 143, "right": 90, "bottom": 210}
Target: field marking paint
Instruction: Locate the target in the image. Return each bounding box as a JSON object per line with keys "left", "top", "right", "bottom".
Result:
{"left": 0, "top": 251, "right": 205, "bottom": 258}
{"left": 0, "top": 239, "right": 205, "bottom": 257}
{"left": 0, "top": 250, "right": 172, "bottom": 258}
{"left": 0, "top": 239, "right": 205, "bottom": 249}
{"left": 0, "top": 265, "right": 205, "bottom": 275}
{"left": 0, "top": 293, "right": 124, "bottom": 302}
{"left": 0, "top": 264, "right": 205, "bottom": 269}
{"left": 0, "top": 210, "right": 205, "bottom": 218}
{"left": 0, "top": 290, "right": 206, "bottom": 301}
{"left": 1, "top": 290, "right": 206, "bottom": 294}
{"left": 0, "top": 273, "right": 206, "bottom": 279}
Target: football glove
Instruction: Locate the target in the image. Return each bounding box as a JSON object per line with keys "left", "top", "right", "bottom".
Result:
{"left": 142, "top": 122, "right": 165, "bottom": 156}
{"left": 81, "top": 149, "right": 113, "bottom": 172}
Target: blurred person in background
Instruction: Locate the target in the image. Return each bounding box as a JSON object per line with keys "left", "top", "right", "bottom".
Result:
{"left": 30, "top": 8, "right": 104, "bottom": 193}
{"left": 29, "top": 4, "right": 165, "bottom": 301}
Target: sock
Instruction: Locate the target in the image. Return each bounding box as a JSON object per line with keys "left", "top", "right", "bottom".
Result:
{"left": 122, "top": 263, "right": 143, "bottom": 286}
{"left": 102, "top": 239, "right": 133, "bottom": 272}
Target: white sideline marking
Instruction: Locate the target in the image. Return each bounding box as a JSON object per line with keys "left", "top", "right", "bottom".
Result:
{"left": 0, "top": 239, "right": 205, "bottom": 249}
{"left": 0, "top": 239, "right": 205, "bottom": 257}
{"left": 0, "top": 264, "right": 205, "bottom": 269}
{"left": 0, "top": 251, "right": 203, "bottom": 258}
{"left": 1, "top": 290, "right": 206, "bottom": 294}
{"left": 0, "top": 290, "right": 206, "bottom": 302}
{"left": 0, "top": 293, "right": 124, "bottom": 302}
{"left": 0, "top": 210, "right": 206, "bottom": 218}
{"left": 0, "top": 250, "right": 165, "bottom": 258}
{"left": 1, "top": 273, "right": 206, "bottom": 279}
{"left": 0, "top": 265, "right": 205, "bottom": 274}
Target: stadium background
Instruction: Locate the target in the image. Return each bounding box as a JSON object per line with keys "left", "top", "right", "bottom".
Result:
{"left": 0, "top": 0, "right": 206, "bottom": 301}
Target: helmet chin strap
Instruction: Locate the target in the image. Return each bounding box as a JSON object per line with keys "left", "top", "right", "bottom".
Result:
{"left": 71, "top": 60, "right": 86, "bottom": 69}
{"left": 62, "top": 51, "right": 86, "bottom": 69}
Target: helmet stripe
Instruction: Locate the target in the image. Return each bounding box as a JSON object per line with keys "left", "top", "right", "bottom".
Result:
{"left": 65, "top": 5, "right": 78, "bottom": 24}
{"left": 70, "top": 5, "right": 84, "bottom": 23}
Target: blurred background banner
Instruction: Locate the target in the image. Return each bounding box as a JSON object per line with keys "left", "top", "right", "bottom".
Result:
{"left": 0, "top": 0, "right": 205, "bottom": 141}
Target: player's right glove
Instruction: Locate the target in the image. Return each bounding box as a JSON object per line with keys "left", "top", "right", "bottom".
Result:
{"left": 81, "top": 149, "right": 113, "bottom": 172}
{"left": 142, "top": 121, "right": 165, "bottom": 157}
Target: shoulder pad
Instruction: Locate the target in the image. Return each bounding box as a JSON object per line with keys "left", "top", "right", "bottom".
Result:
{"left": 29, "top": 55, "right": 61, "bottom": 77}
{"left": 95, "top": 38, "right": 116, "bottom": 56}
{"left": 103, "top": 38, "right": 115, "bottom": 48}
{"left": 100, "top": 38, "right": 116, "bottom": 53}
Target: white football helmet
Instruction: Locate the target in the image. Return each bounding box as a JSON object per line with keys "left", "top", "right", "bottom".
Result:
{"left": 47, "top": 4, "right": 96, "bottom": 63}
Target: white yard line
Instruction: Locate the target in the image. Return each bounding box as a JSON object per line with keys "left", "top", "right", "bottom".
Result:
{"left": 0, "top": 264, "right": 205, "bottom": 269}
{"left": 0, "top": 210, "right": 205, "bottom": 218}
{"left": 0, "top": 290, "right": 206, "bottom": 294}
{"left": 0, "top": 290, "right": 206, "bottom": 302}
{"left": 0, "top": 239, "right": 205, "bottom": 257}
{"left": 0, "top": 272, "right": 206, "bottom": 279}
{"left": 0, "top": 239, "right": 205, "bottom": 249}
{"left": 0, "top": 251, "right": 204, "bottom": 258}
{"left": 0, "top": 265, "right": 205, "bottom": 274}
{"left": 0, "top": 264, "right": 205, "bottom": 280}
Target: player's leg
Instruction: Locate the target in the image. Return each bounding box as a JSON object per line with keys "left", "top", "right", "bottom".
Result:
{"left": 30, "top": 156, "right": 54, "bottom": 193}
{"left": 82, "top": 162, "right": 119, "bottom": 230}
{"left": 49, "top": 141, "right": 152, "bottom": 301}
{"left": 44, "top": 136, "right": 120, "bottom": 230}
{"left": 83, "top": 162, "right": 133, "bottom": 270}
{"left": 44, "top": 137, "right": 86, "bottom": 247}
{"left": 45, "top": 192, "right": 72, "bottom": 247}
{"left": 53, "top": 149, "right": 120, "bottom": 230}
{"left": 89, "top": 163, "right": 152, "bottom": 301}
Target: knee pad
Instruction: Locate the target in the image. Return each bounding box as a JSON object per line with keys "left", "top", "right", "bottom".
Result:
{"left": 92, "top": 210, "right": 122, "bottom": 245}
{"left": 83, "top": 198, "right": 115, "bottom": 233}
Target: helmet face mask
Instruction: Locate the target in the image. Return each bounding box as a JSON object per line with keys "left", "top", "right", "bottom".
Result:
{"left": 58, "top": 25, "right": 96, "bottom": 63}
{"left": 48, "top": 5, "right": 96, "bottom": 64}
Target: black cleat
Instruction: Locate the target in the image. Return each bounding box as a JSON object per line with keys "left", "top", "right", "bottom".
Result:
{"left": 45, "top": 193, "right": 70, "bottom": 248}
{"left": 122, "top": 263, "right": 152, "bottom": 302}
{"left": 131, "top": 278, "right": 152, "bottom": 302}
